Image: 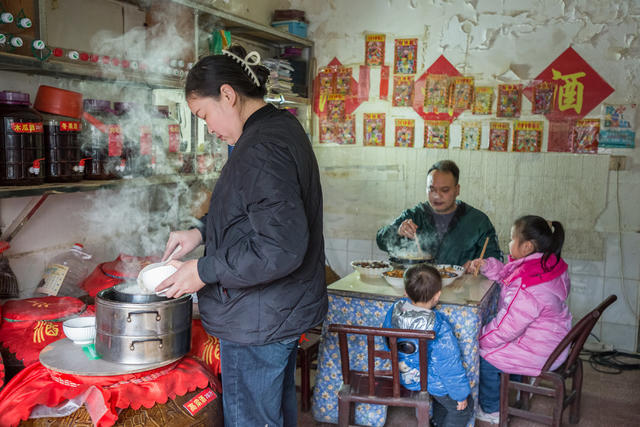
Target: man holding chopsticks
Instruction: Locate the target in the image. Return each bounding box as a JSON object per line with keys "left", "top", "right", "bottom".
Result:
{"left": 376, "top": 160, "right": 502, "bottom": 268}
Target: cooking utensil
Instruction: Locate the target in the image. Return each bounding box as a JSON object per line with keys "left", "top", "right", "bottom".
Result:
{"left": 34, "top": 85, "right": 83, "bottom": 119}
{"left": 136, "top": 245, "right": 181, "bottom": 291}
{"left": 388, "top": 254, "right": 433, "bottom": 269}
{"left": 110, "top": 282, "right": 169, "bottom": 303}
{"left": 95, "top": 287, "right": 192, "bottom": 364}
{"left": 475, "top": 237, "right": 490, "bottom": 277}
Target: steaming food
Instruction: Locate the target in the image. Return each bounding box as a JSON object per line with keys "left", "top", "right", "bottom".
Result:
{"left": 352, "top": 261, "right": 389, "bottom": 269}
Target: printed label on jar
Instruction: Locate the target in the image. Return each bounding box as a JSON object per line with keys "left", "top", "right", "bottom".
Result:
{"left": 35, "top": 264, "right": 69, "bottom": 296}
{"left": 60, "top": 121, "right": 81, "bottom": 132}
{"left": 140, "top": 125, "right": 152, "bottom": 155}
{"left": 108, "top": 124, "right": 123, "bottom": 157}
{"left": 10, "top": 122, "right": 43, "bottom": 133}
{"left": 168, "top": 124, "right": 180, "bottom": 153}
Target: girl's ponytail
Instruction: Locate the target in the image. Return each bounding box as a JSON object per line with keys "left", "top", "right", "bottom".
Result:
{"left": 546, "top": 220, "right": 565, "bottom": 268}
{"left": 514, "top": 215, "right": 565, "bottom": 271}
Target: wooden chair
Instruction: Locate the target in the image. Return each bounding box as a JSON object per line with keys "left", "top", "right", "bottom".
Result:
{"left": 498, "top": 294, "right": 617, "bottom": 427}
{"left": 329, "top": 323, "right": 435, "bottom": 427}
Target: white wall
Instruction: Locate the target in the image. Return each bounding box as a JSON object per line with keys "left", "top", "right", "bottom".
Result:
{"left": 289, "top": 0, "right": 640, "bottom": 352}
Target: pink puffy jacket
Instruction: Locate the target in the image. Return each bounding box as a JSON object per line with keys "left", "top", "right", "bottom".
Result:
{"left": 479, "top": 253, "right": 572, "bottom": 376}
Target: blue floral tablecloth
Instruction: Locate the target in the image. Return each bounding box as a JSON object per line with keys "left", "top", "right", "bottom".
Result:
{"left": 312, "top": 283, "right": 499, "bottom": 426}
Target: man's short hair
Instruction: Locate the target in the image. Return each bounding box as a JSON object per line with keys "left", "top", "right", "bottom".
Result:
{"left": 427, "top": 160, "right": 460, "bottom": 184}
{"left": 404, "top": 264, "right": 442, "bottom": 303}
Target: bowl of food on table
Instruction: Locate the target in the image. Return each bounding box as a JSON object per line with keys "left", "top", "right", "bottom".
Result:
{"left": 351, "top": 260, "right": 392, "bottom": 278}
{"left": 388, "top": 251, "right": 432, "bottom": 269}
{"left": 435, "top": 264, "right": 465, "bottom": 286}
{"left": 382, "top": 268, "right": 405, "bottom": 289}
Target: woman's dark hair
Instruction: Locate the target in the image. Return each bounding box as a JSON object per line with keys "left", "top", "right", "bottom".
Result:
{"left": 404, "top": 264, "right": 442, "bottom": 303}
{"left": 514, "top": 215, "right": 565, "bottom": 270}
{"left": 185, "top": 45, "right": 269, "bottom": 100}
{"left": 427, "top": 160, "right": 460, "bottom": 184}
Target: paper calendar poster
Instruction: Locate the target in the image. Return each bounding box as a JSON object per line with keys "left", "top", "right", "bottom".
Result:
{"left": 394, "top": 38, "right": 417, "bottom": 74}
{"left": 461, "top": 122, "right": 482, "bottom": 150}
{"left": 489, "top": 122, "right": 510, "bottom": 151}
{"left": 513, "top": 121, "right": 543, "bottom": 152}
{"left": 531, "top": 81, "right": 556, "bottom": 114}
{"left": 319, "top": 114, "right": 356, "bottom": 145}
{"left": 363, "top": 113, "right": 386, "bottom": 146}
{"left": 335, "top": 68, "right": 352, "bottom": 96}
{"left": 424, "top": 121, "right": 450, "bottom": 149}
{"left": 473, "top": 87, "right": 494, "bottom": 115}
{"left": 318, "top": 68, "right": 336, "bottom": 95}
{"left": 395, "top": 119, "right": 415, "bottom": 147}
{"left": 599, "top": 104, "right": 636, "bottom": 148}
{"left": 571, "top": 119, "right": 599, "bottom": 153}
{"left": 424, "top": 74, "right": 450, "bottom": 114}
{"left": 365, "top": 34, "right": 385, "bottom": 66}
{"left": 392, "top": 75, "right": 415, "bottom": 107}
{"left": 497, "top": 84, "right": 523, "bottom": 118}
{"left": 450, "top": 76, "right": 474, "bottom": 112}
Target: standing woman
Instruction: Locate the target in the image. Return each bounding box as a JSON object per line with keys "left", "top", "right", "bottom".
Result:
{"left": 157, "top": 45, "right": 328, "bottom": 427}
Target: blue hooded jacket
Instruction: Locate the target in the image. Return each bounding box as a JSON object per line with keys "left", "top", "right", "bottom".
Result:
{"left": 382, "top": 299, "right": 471, "bottom": 401}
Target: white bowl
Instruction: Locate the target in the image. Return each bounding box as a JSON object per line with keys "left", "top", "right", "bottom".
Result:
{"left": 63, "top": 316, "right": 96, "bottom": 345}
{"left": 382, "top": 269, "right": 405, "bottom": 289}
{"left": 435, "top": 264, "right": 465, "bottom": 286}
{"left": 139, "top": 264, "right": 178, "bottom": 293}
{"left": 351, "top": 260, "right": 391, "bottom": 278}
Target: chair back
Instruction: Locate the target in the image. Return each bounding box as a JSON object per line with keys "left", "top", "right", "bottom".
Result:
{"left": 328, "top": 323, "right": 435, "bottom": 398}
{"left": 541, "top": 294, "right": 617, "bottom": 375}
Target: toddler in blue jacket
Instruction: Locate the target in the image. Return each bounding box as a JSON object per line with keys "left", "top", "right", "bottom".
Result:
{"left": 383, "top": 264, "right": 473, "bottom": 427}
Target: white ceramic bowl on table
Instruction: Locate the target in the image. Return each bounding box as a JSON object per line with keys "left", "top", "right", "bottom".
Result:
{"left": 382, "top": 269, "right": 405, "bottom": 289}
{"left": 435, "top": 264, "right": 465, "bottom": 286}
{"left": 62, "top": 316, "right": 96, "bottom": 345}
{"left": 351, "top": 260, "right": 392, "bottom": 278}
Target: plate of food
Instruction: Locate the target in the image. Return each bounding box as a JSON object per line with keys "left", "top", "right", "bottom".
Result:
{"left": 382, "top": 269, "right": 405, "bottom": 289}
{"left": 435, "top": 264, "right": 465, "bottom": 286}
{"left": 351, "top": 260, "right": 392, "bottom": 278}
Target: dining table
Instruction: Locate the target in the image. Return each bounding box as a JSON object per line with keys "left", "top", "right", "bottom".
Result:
{"left": 311, "top": 269, "right": 500, "bottom": 426}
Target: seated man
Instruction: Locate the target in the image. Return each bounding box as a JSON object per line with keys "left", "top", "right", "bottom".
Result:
{"left": 376, "top": 160, "right": 501, "bottom": 267}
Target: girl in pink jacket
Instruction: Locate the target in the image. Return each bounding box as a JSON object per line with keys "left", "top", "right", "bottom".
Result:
{"left": 469, "top": 215, "right": 571, "bottom": 423}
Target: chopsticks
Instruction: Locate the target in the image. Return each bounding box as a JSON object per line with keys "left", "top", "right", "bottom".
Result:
{"left": 475, "top": 237, "right": 490, "bottom": 277}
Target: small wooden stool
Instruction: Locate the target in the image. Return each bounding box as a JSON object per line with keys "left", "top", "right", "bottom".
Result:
{"left": 297, "top": 327, "right": 322, "bottom": 412}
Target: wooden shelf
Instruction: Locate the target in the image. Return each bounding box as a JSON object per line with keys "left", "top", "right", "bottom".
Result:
{"left": 0, "top": 173, "right": 219, "bottom": 199}
{"left": 171, "top": 0, "right": 313, "bottom": 48}
{"left": 0, "top": 52, "right": 184, "bottom": 89}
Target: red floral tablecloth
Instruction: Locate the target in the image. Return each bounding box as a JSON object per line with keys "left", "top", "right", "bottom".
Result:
{"left": 0, "top": 356, "right": 219, "bottom": 427}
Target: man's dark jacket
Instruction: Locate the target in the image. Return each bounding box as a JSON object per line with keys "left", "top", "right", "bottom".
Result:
{"left": 196, "top": 104, "right": 327, "bottom": 345}
{"left": 376, "top": 201, "right": 502, "bottom": 266}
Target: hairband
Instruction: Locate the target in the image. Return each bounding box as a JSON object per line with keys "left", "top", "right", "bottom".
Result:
{"left": 222, "top": 49, "right": 262, "bottom": 87}
{"left": 547, "top": 220, "right": 553, "bottom": 230}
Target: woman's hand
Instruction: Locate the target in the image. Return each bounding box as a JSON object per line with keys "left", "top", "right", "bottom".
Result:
{"left": 465, "top": 258, "right": 485, "bottom": 275}
{"left": 456, "top": 399, "right": 468, "bottom": 410}
{"left": 397, "top": 219, "right": 418, "bottom": 239}
{"left": 162, "top": 229, "right": 203, "bottom": 261}
{"left": 155, "top": 259, "right": 206, "bottom": 298}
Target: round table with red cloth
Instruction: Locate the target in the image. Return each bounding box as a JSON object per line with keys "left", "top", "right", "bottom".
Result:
{"left": 189, "top": 319, "right": 221, "bottom": 376}
{"left": 0, "top": 356, "right": 220, "bottom": 427}
{"left": 0, "top": 297, "right": 92, "bottom": 367}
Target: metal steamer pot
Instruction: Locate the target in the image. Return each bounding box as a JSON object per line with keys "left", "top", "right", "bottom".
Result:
{"left": 95, "top": 284, "right": 192, "bottom": 364}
